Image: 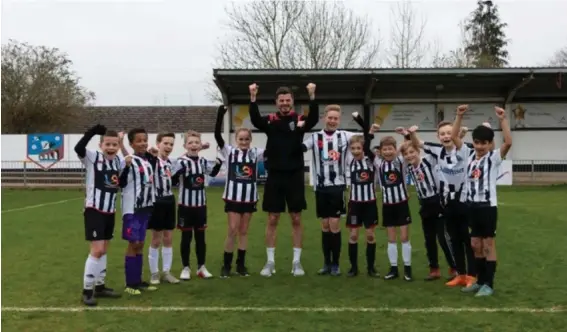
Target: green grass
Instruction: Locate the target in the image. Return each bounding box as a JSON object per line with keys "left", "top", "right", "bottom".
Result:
{"left": 2, "top": 186, "right": 567, "bottom": 331}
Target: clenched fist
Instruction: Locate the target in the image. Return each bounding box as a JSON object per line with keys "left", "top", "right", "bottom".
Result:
{"left": 456, "top": 104, "right": 468, "bottom": 115}
{"left": 249, "top": 83, "right": 259, "bottom": 97}
{"left": 306, "top": 83, "right": 316, "bottom": 98}
{"left": 494, "top": 106, "right": 506, "bottom": 119}
{"left": 125, "top": 155, "right": 133, "bottom": 167}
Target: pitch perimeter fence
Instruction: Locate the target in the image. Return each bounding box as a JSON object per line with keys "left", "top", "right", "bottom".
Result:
{"left": 1, "top": 160, "right": 567, "bottom": 188}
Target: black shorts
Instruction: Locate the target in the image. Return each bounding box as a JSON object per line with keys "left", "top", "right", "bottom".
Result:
{"left": 419, "top": 196, "right": 444, "bottom": 220}
{"left": 84, "top": 208, "right": 115, "bottom": 241}
{"left": 346, "top": 201, "right": 378, "bottom": 229}
{"left": 468, "top": 203, "right": 497, "bottom": 238}
{"left": 148, "top": 196, "right": 176, "bottom": 231}
{"left": 315, "top": 188, "right": 346, "bottom": 219}
{"left": 225, "top": 201, "right": 257, "bottom": 214}
{"left": 382, "top": 201, "right": 412, "bottom": 227}
{"left": 177, "top": 205, "right": 207, "bottom": 231}
{"left": 262, "top": 169, "right": 306, "bottom": 213}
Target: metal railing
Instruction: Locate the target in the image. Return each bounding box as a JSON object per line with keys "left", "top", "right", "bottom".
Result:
{"left": 1, "top": 160, "right": 566, "bottom": 188}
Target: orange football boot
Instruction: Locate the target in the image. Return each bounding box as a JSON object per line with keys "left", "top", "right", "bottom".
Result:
{"left": 445, "top": 275, "right": 467, "bottom": 287}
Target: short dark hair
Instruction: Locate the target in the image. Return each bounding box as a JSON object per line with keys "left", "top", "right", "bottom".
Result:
{"left": 100, "top": 130, "right": 119, "bottom": 142}
{"left": 373, "top": 146, "right": 380, "bottom": 150}
{"left": 472, "top": 125, "right": 494, "bottom": 143}
{"left": 275, "top": 86, "right": 293, "bottom": 98}
{"left": 128, "top": 128, "right": 147, "bottom": 142}
{"left": 157, "top": 132, "right": 175, "bottom": 143}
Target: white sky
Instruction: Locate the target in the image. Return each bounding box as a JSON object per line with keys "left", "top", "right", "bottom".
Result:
{"left": 2, "top": 0, "right": 566, "bottom": 106}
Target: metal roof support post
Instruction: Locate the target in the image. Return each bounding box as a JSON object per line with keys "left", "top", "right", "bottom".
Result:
{"left": 364, "top": 77, "right": 377, "bottom": 127}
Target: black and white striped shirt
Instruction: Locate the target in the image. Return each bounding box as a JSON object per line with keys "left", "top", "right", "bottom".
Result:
{"left": 407, "top": 154, "right": 439, "bottom": 200}
{"left": 153, "top": 156, "right": 174, "bottom": 199}
{"left": 219, "top": 145, "right": 264, "bottom": 203}
{"left": 304, "top": 130, "right": 355, "bottom": 189}
{"left": 423, "top": 142, "right": 474, "bottom": 202}
{"left": 347, "top": 156, "right": 376, "bottom": 202}
{"left": 80, "top": 150, "right": 123, "bottom": 213}
{"left": 459, "top": 146, "right": 503, "bottom": 206}
{"left": 174, "top": 156, "right": 216, "bottom": 207}
{"left": 375, "top": 156, "right": 409, "bottom": 205}
{"left": 121, "top": 155, "right": 155, "bottom": 215}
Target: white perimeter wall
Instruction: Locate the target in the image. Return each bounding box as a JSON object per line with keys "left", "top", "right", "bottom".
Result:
{"left": 1, "top": 130, "right": 566, "bottom": 169}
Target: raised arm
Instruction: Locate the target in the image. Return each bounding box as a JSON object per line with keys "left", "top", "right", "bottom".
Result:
{"left": 451, "top": 104, "right": 468, "bottom": 150}
{"left": 303, "top": 83, "right": 320, "bottom": 131}
{"left": 75, "top": 124, "right": 106, "bottom": 159}
{"left": 495, "top": 107, "right": 512, "bottom": 158}
{"left": 214, "top": 105, "right": 227, "bottom": 149}
{"left": 208, "top": 159, "right": 223, "bottom": 177}
{"left": 351, "top": 112, "right": 374, "bottom": 157}
{"left": 248, "top": 83, "right": 269, "bottom": 132}
{"left": 118, "top": 131, "right": 129, "bottom": 156}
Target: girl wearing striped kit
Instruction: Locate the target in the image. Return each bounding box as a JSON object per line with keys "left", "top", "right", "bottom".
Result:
{"left": 214, "top": 105, "right": 265, "bottom": 278}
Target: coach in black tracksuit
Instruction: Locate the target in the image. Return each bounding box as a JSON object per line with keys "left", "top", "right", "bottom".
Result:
{"left": 248, "top": 83, "right": 319, "bottom": 275}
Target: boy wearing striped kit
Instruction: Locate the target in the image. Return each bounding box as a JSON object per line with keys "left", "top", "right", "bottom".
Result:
{"left": 344, "top": 113, "right": 380, "bottom": 277}
{"left": 119, "top": 128, "right": 157, "bottom": 295}
{"left": 75, "top": 124, "right": 123, "bottom": 306}
{"left": 370, "top": 124, "right": 413, "bottom": 281}
{"left": 147, "top": 133, "right": 180, "bottom": 285}
{"left": 172, "top": 131, "right": 221, "bottom": 280}
{"left": 303, "top": 107, "right": 363, "bottom": 276}
{"left": 400, "top": 126, "right": 457, "bottom": 281}
{"left": 452, "top": 105, "right": 512, "bottom": 297}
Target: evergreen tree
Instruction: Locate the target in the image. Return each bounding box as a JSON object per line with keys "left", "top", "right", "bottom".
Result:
{"left": 465, "top": 1, "right": 509, "bottom": 68}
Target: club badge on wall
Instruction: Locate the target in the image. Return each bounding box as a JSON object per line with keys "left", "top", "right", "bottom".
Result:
{"left": 26, "top": 133, "right": 64, "bottom": 169}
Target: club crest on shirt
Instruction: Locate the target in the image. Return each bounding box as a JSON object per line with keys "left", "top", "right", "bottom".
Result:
{"left": 289, "top": 122, "right": 295, "bottom": 131}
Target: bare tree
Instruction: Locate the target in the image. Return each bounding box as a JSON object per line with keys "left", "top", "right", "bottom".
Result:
{"left": 387, "top": 1, "right": 429, "bottom": 68}
{"left": 210, "top": 1, "right": 381, "bottom": 102}
{"left": 1, "top": 40, "right": 94, "bottom": 133}
{"left": 431, "top": 21, "right": 475, "bottom": 68}
{"left": 548, "top": 46, "right": 567, "bottom": 66}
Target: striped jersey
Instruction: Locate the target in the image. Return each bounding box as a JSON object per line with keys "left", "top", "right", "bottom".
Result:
{"left": 219, "top": 145, "right": 264, "bottom": 203}
{"left": 173, "top": 155, "right": 217, "bottom": 207}
{"left": 121, "top": 155, "right": 155, "bottom": 215}
{"left": 347, "top": 156, "right": 376, "bottom": 202}
{"left": 375, "top": 156, "right": 409, "bottom": 205}
{"left": 407, "top": 154, "right": 439, "bottom": 200}
{"left": 80, "top": 150, "right": 123, "bottom": 213}
{"left": 459, "top": 145, "right": 503, "bottom": 206}
{"left": 304, "top": 130, "right": 355, "bottom": 189}
{"left": 423, "top": 142, "right": 474, "bottom": 202}
{"left": 153, "top": 156, "right": 175, "bottom": 199}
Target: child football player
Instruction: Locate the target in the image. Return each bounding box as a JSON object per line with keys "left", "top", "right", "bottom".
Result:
{"left": 399, "top": 127, "right": 457, "bottom": 281}
{"left": 370, "top": 124, "right": 413, "bottom": 281}
{"left": 451, "top": 105, "right": 512, "bottom": 297}
{"left": 172, "top": 130, "right": 221, "bottom": 280}
{"left": 345, "top": 131, "right": 380, "bottom": 277}
{"left": 214, "top": 106, "right": 264, "bottom": 278}
{"left": 147, "top": 133, "right": 180, "bottom": 285}
{"left": 119, "top": 128, "right": 156, "bottom": 295}
{"left": 75, "top": 124, "right": 123, "bottom": 306}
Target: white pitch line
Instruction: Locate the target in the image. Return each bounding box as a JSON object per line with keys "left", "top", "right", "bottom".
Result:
{"left": 1, "top": 198, "right": 82, "bottom": 214}
{"left": 1, "top": 306, "right": 565, "bottom": 314}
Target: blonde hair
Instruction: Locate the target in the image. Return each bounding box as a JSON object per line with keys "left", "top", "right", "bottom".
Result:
{"left": 235, "top": 127, "right": 252, "bottom": 139}
{"left": 379, "top": 136, "right": 397, "bottom": 149}
{"left": 349, "top": 134, "right": 365, "bottom": 146}
{"left": 324, "top": 104, "right": 341, "bottom": 114}
{"left": 437, "top": 121, "right": 453, "bottom": 131}
{"left": 400, "top": 140, "right": 419, "bottom": 154}
{"left": 184, "top": 130, "right": 201, "bottom": 144}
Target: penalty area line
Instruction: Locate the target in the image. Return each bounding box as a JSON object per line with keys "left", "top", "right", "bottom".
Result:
{"left": 1, "top": 306, "right": 565, "bottom": 314}
{"left": 1, "top": 198, "right": 82, "bottom": 214}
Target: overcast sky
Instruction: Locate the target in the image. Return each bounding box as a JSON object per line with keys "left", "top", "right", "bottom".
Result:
{"left": 2, "top": 0, "right": 566, "bottom": 106}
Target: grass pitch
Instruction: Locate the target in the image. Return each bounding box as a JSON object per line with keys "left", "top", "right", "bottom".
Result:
{"left": 2, "top": 186, "right": 567, "bottom": 331}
